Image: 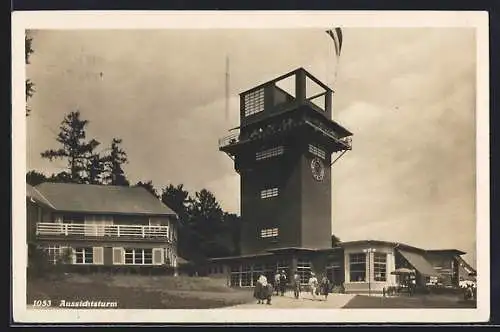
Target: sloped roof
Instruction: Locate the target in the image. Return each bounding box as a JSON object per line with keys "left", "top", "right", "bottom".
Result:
{"left": 33, "top": 182, "right": 176, "bottom": 216}
{"left": 426, "top": 249, "right": 467, "bottom": 256}
{"left": 26, "top": 184, "right": 55, "bottom": 209}
{"left": 397, "top": 249, "right": 440, "bottom": 277}
{"left": 339, "top": 240, "right": 466, "bottom": 256}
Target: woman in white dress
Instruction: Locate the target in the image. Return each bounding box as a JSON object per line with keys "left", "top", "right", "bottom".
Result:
{"left": 308, "top": 273, "right": 319, "bottom": 299}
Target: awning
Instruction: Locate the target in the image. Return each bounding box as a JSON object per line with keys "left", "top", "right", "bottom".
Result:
{"left": 397, "top": 249, "right": 440, "bottom": 277}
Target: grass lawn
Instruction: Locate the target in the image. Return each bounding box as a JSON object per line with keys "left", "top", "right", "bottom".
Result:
{"left": 27, "top": 273, "right": 255, "bottom": 309}
{"left": 342, "top": 294, "right": 477, "bottom": 309}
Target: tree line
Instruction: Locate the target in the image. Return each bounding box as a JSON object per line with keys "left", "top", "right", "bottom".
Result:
{"left": 27, "top": 110, "right": 242, "bottom": 262}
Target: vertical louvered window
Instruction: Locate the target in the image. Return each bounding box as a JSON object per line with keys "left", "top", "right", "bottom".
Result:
{"left": 244, "top": 89, "right": 265, "bottom": 116}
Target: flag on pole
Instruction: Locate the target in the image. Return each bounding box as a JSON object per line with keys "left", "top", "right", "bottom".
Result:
{"left": 325, "top": 27, "right": 344, "bottom": 89}
{"left": 326, "top": 27, "right": 343, "bottom": 57}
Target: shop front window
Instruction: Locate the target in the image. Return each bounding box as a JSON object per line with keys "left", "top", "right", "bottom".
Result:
{"left": 374, "top": 253, "right": 387, "bottom": 281}
{"left": 349, "top": 253, "right": 366, "bottom": 282}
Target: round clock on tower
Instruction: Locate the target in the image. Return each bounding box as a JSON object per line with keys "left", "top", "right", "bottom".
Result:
{"left": 311, "top": 157, "right": 325, "bottom": 182}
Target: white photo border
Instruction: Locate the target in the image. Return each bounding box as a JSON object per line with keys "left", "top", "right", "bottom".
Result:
{"left": 11, "top": 10, "right": 490, "bottom": 323}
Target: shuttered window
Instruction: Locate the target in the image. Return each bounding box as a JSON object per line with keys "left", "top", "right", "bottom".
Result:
{"left": 309, "top": 144, "right": 326, "bottom": 159}
{"left": 153, "top": 248, "right": 164, "bottom": 265}
{"left": 261, "top": 187, "right": 279, "bottom": 199}
{"left": 244, "top": 89, "right": 265, "bottom": 117}
{"left": 93, "top": 247, "right": 104, "bottom": 265}
{"left": 260, "top": 228, "right": 279, "bottom": 238}
{"left": 256, "top": 146, "right": 284, "bottom": 161}
{"left": 113, "top": 247, "right": 124, "bottom": 265}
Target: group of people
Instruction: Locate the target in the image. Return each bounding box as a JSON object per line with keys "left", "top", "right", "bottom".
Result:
{"left": 253, "top": 269, "right": 333, "bottom": 305}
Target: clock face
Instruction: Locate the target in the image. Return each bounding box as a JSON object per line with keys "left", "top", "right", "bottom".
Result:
{"left": 311, "top": 157, "right": 325, "bottom": 182}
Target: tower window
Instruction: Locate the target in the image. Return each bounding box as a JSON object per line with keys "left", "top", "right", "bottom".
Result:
{"left": 260, "top": 228, "right": 279, "bottom": 238}
{"left": 308, "top": 144, "right": 326, "bottom": 159}
{"left": 260, "top": 187, "right": 279, "bottom": 199}
{"left": 256, "top": 146, "right": 284, "bottom": 161}
{"left": 244, "top": 89, "right": 265, "bottom": 117}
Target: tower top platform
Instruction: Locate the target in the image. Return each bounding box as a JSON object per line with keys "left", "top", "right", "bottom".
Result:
{"left": 219, "top": 67, "right": 353, "bottom": 155}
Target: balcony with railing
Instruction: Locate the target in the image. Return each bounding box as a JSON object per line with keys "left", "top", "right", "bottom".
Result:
{"left": 36, "top": 222, "right": 173, "bottom": 242}
{"left": 219, "top": 68, "right": 353, "bottom": 154}
{"left": 304, "top": 120, "right": 353, "bottom": 151}
{"left": 219, "top": 117, "right": 352, "bottom": 152}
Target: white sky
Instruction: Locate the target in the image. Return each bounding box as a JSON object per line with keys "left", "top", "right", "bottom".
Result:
{"left": 25, "top": 27, "right": 477, "bottom": 267}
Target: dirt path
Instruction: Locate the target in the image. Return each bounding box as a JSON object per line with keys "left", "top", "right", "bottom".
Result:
{"left": 220, "top": 291, "right": 356, "bottom": 309}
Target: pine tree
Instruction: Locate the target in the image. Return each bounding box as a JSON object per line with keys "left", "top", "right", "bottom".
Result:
{"left": 102, "top": 138, "right": 129, "bottom": 186}
{"left": 41, "top": 111, "right": 100, "bottom": 183}
{"left": 25, "top": 32, "right": 35, "bottom": 116}
{"left": 86, "top": 154, "right": 106, "bottom": 185}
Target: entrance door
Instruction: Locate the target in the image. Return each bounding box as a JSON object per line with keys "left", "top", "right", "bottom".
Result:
{"left": 326, "top": 265, "right": 342, "bottom": 286}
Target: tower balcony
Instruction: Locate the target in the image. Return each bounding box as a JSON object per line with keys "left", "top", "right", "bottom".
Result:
{"left": 219, "top": 67, "right": 353, "bottom": 156}
{"left": 219, "top": 117, "right": 352, "bottom": 152}
{"left": 218, "top": 132, "right": 240, "bottom": 149}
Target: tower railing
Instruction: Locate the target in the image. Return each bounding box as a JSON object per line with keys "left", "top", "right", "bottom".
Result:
{"left": 218, "top": 132, "right": 240, "bottom": 149}
{"left": 219, "top": 121, "right": 352, "bottom": 151}
{"left": 304, "top": 120, "right": 352, "bottom": 150}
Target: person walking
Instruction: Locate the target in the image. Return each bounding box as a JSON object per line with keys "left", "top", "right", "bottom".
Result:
{"left": 319, "top": 275, "right": 331, "bottom": 301}
{"left": 274, "top": 271, "right": 281, "bottom": 296}
{"left": 279, "top": 270, "right": 287, "bottom": 296}
{"left": 308, "top": 272, "right": 319, "bottom": 300}
{"left": 293, "top": 271, "right": 301, "bottom": 299}
{"left": 254, "top": 275, "right": 264, "bottom": 304}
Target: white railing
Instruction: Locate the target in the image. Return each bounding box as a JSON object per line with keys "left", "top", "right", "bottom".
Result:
{"left": 305, "top": 120, "right": 352, "bottom": 150}
{"left": 218, "top": 132, "right": 240, "bottom": 148}
{"left": 36, "top": 222, "right": 171, "bottom": 240}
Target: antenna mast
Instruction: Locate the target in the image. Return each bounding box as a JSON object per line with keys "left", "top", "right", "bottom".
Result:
{"left": 225, "top": 55, "right": 230, "bottom": 123}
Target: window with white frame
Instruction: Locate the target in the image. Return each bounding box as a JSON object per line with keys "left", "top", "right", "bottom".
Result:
{"left": 276, "top": 260, "right": 290, "bottom": 278}
{"left": 260, "top": 227, "right": 279, "bottom": 238}
{"left": 349, "top": 253, "right": 367, "bottom": 282}
{"left": 374, "top": 252, "right": 387, "bottom": 281}
{"left": 308, "top": 144, "right": 326, "bottom": 159}
{"left": 297, "top": 260, "right": 312, "bottom": 285}
{"left": 256, "top": 146, "right": 284, "bottom": 161}
{"left": 124, "top": 248, "right": 153, "bottom": 265}
{"left": 244, "top": 89, "right": 265, "bottom": 117}
{"left": 230, "top": 265, "right": 241, "bottom": 287}
{"left": 240, "top": 264, "right": 252, "bottom": 287}
{"left": 252, "top": 264, "right": 264, "bottom": 286}
{"left": 261, "top": 187, "right": 279, "bottom": 199}
{"left": 43, "top": 245, "right": 67, "bottom": 264}
{"left": 74, "top": 247, "right": 94, "bottom": 264}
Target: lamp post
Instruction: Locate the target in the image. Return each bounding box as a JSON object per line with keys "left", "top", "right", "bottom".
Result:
{"left": 363, "top": 248, "right": 376, "bottom": 296}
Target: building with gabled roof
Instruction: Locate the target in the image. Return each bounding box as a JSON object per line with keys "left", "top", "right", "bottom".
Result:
{"left": 26, "top": 182, "right": 179, "bottom": 270}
